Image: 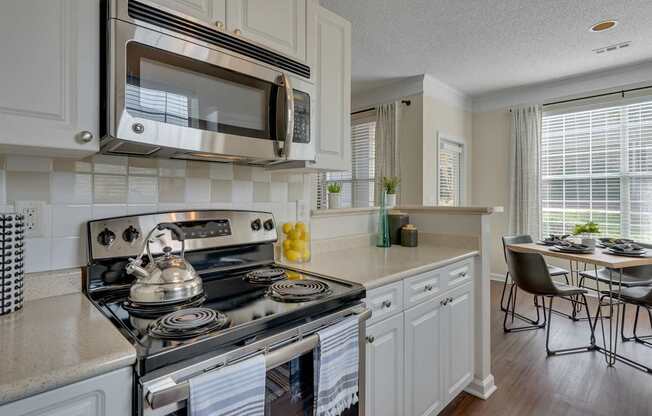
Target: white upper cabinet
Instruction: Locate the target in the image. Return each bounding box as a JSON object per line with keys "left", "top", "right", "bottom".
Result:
{"left": 147, "top": 0, "right": 226, "bottom": 28}
{"left": 0, "top": 0, "right": 99, "bottom": 157}
{"left": 365, "top": 313, "right": 404, "bottom": 416}
{"left": 226, "top": 0, "right": 312, "bottom": 64}
{"left": 312, "top": 6, "right": 351, "bottom": 171}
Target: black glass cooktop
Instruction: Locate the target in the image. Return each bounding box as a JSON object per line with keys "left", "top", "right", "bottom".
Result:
{"left": 92, "top": 265, "right": 364, "bottom": 375}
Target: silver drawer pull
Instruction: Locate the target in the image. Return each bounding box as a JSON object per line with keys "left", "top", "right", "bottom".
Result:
{"left": 366, "top": 336, "right": 375, "bottom": 344}
{"left": 424, "top": 284, "right": 433, "bottom": 291}
{"left": 381, "top": 300, "right": 392, "bottom": 308}
{"left": 459, "top": 271, "right": 467, "bottom": 277}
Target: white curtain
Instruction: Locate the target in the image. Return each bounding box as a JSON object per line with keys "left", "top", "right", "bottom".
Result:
{"left": 374, "top": 103, "right": 399, "bottom": 205}
{"left": 508, "top": 105, "right": 542, "bottom": 238}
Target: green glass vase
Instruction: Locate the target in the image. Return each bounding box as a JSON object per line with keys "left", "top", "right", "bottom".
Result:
{"left": 376, "top": 191, "right": 391, "bottom": 247}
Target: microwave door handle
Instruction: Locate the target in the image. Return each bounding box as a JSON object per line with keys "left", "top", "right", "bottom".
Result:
{"left": 281, "top": 73, "right": 294, "bottom": 159}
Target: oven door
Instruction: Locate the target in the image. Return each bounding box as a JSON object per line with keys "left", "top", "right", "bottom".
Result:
{"left": 105, "top": 19, "right": 314, "bottom": 162}
{"left": 141, "top": 307, "right": 370, "bottom": 416}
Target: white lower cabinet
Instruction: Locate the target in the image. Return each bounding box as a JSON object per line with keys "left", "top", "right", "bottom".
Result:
{"left": 443, "top": 284, "right": 474, "bottom": 401}
{"left": 365, "top": 259, "right": 475, "bottom": 416}
{"left": 0, "top": 367, "right": 132, "bottom": 416}
{"left": 365, "top": 313, "right": 404, "bottom": 416}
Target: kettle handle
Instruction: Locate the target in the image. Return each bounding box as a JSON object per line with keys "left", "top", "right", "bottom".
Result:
{"left": 157, "top": 223, "right": 186, "bottom": 257}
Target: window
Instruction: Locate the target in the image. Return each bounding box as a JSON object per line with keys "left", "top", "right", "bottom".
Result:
{"left": 438, "top": 137, "right": 464, "bottom": 206}
{"left": 317, "top": 112, "right": 376, "bottom": 208}
{"left": 541, "top": 99, "right": 652, "bottom": 242}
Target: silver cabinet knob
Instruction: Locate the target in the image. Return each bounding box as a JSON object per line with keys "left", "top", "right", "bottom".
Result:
{"left": 381, "top": 300, "right": 392, "bottom": 309}
{"left": 234, "top": 28, "right": 242, "bottom": 36}
{"left": 448, "top": 297, "right": 454, "bottom": 303}
{"left": 214, "top": 20, "right": 224, "bottom": 30}
{"left": 440, "top": 299, "right": 447, "bottom": 306}
{"left": 459, "top": 271, "right": 467, "bottom": 278}
{"left": 424, "top": 284, "right": 433, "bottom": 292}
{"left": 76, "top": 130, "right": 93, "bottom": 143}
{"left": 366, "top": 336, "right": 375, "bottom": 344}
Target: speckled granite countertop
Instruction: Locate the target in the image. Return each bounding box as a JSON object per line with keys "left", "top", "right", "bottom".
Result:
{"left": 282, "top": 244, "right": 478, "bottom": 290}
{"left": 0, "top": 293, "right": 136, "bottom": 404}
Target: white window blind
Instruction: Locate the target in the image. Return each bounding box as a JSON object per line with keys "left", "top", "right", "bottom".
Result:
{"left": 438, "top": 139, "right": 463, "bottom": 206}
{"left": 317, "top": 114, "right": 376, "bottom": 209}
{"left": 541, "top": 99, "right": 652, "bottom": 242}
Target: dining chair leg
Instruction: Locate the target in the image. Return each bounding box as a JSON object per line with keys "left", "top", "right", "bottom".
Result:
{"left": 500, "top": 272, "right": 510, "bottom": 312}
{"left": 630, "top": 306, "right": 652, "bottom": 347}
{"left": 503, "top": 284, "right": 546, "bottom": 333}
{"left": 545, "top": 295, "right": 595, "bottom": 356}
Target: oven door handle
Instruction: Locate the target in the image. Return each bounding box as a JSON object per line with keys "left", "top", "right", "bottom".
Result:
{"left": 145, "top": 307, "right": 371, "bottom": 410}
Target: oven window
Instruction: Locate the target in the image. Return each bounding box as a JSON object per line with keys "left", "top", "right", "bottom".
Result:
{"left": 125, "top": 42, "right": 275, "bottom": 139}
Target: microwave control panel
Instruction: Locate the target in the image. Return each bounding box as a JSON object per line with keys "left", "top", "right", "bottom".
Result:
{"left": 293, "top": 90, "right": 310, "bottom": 144}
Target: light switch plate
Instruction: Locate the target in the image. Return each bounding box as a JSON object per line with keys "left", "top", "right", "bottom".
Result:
{"left": 15, "top": 201, "right": 47, "bottom": 238}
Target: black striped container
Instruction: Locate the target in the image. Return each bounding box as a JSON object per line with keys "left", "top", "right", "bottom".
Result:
{"left": 1, "top": 213, "right": 25, "bottom": 315}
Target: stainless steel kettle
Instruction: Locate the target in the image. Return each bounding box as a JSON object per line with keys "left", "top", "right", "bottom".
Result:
{"left": 126, "top": 223, "right": 203, "bottom": 304}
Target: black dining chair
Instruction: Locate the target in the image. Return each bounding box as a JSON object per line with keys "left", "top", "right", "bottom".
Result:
{"left": 595, "top": 285, "right": 652, "bottom": 372}
{"left": 501, "top": 235, "right": 571, "bottom": 326}
{"left": 578, "top": 243, "right": 652, "bottom": 341}
{"left": 505, "top": 249, "right": 596, "bottom": 356}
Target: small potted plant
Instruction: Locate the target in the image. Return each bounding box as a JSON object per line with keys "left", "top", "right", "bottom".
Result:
{"left": 327, "top": 182, "right": 342, "bottom": 209}
{"left": 572, "top": 221, "right": 600, "bottom": 247}
{"left": 383, "top": 176, "right": 400, "bottom": 208}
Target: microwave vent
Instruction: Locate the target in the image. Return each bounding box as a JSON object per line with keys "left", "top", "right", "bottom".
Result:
{"left": 128, "top": 0, "right": 311, "bottom": 79}
{"left": 105, "top": 141, "right": 161, "bottom": 156}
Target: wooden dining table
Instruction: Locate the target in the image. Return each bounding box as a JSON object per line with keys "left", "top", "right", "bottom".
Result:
{"left": 507, "top": 242, "right": 652, "bottom": 372}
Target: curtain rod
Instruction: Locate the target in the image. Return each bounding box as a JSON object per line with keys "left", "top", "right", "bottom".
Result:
{"left": 351, "top": 99, "right": 411, "bottom": 115}
{"left": 508, "top": 85, "right": 652, "bottom": 112}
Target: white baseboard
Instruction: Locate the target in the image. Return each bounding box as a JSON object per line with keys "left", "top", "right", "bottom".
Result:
{"left": 464, "top": 375, "right": 497, "bottom": 400}
{"left": 490, "top": 272, "right": 506, "bottom": 282}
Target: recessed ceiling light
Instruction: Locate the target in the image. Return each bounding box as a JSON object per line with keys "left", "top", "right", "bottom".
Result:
{"left": 590, "top": 20, "right": 618, "bottom": 32}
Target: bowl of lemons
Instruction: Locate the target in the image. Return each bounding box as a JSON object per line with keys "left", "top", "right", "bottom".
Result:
{"left": 281, "top": 221, "right": 311, "bottom": 263}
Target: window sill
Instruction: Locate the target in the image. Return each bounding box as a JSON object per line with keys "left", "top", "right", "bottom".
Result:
{"left": 311, "top": 207, "right": 379, "bottom": 218}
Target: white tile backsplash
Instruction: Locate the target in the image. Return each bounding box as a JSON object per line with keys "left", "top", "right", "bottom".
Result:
{"left": 51, "top": 172, "right": 92, "bottom": 204}
{"left": 52, "top": 205, "right": 91, "bottom": 238}
{"left": 0, "top": 155, "right": 312, "bottom": 272}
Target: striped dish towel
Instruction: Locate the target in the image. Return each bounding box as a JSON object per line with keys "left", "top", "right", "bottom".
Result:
{"left": 188, "top": 354, "right": 266, "bottom": 416}
{"left": 315, "top": 316, "right": 360, "bottom": 416}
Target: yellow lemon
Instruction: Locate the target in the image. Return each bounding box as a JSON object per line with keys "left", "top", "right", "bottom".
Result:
{"left": 288, "top": 230, "right": 301, "bottom": 241}
{"left": 287, "top": 271, "right": 303, "bottom": 280}
{"left": 282, "top": 240, "right": 292, "bottom": 251}
{"left": 291, "top": 240, "right": 306, "bottom": 251}
{"left": 302, "top": 248, "right": 311, "bottom": 261}
{"left": 295, "top": 222, "right": 306, "bottom": 233}
{"left": 282, "top": 222, "right": 294, "bottom": 235}
{"left": 301, "top": 231, "right": 310, "bottom": 241}
{"left": 285, "top": 250, "right": 301, "bottom": 262}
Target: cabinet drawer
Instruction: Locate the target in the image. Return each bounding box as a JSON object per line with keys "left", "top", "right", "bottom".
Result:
{"left": 403, "top": 269, "right": 442, "bottom": 309}
{"left": 365, "top": 281, "right": 403, "bottom": 325}
{"left": 445, "top": 259, "right": 473, "bottom": 289}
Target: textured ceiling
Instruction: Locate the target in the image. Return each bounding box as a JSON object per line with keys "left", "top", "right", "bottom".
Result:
{"left": 320, "top": 0, "right": 652, "bottom": 97}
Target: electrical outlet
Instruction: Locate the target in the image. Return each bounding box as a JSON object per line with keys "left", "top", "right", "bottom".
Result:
{"left": 15, "top": 201, "right": 47, "bottom": 238}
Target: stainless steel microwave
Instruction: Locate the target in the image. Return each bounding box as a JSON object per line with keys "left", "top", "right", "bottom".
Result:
{"left": 100, "top": 0, "right": 315, "bottom": 164}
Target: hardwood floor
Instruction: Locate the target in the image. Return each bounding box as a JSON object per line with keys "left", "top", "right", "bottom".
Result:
{"left": 440, "top": 281, "right": 652, "bottom": 416}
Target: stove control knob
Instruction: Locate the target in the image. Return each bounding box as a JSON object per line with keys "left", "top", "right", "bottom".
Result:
{"left": 251, "top": 218, "right": 262, "bottom": 231}
{"left": 97, "top": 228, "right": 116, "bottom": 247}
{"left": 122, "top": 226, "right": 140, "bottom": 243}
{"left": 263, "top": 219, "right": 274, "bottom": 231}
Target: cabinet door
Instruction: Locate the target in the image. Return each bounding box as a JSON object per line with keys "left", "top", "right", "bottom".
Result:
{"left": 147, "top": 0, "right": 226, "bottom": 28}
{"left": 404, "top": 298, "right": 445, "bottom": 416}
{"left": 0, "top": 0, "right": 99, "bottom": 157}
{"left": 365, "top": 314, "right": 404, "bottom": 416}
{"left": 227, "top": 0, "right": 308, "bottom": 62}
{"left": 0, "top": 367, "right": 132, "bottom": 416}
{"left": 312, "top": 6, "right": 351, "bottom": 171}
{"left": 443, "top": 284, "right": 474, "bottom": 402}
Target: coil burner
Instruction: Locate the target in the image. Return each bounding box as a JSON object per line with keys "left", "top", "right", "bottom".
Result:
{"left": 148, "top": 307, "right": 230, "bottom": 339}
{"left": 267, "top": 279, "right": 331, "bottom": 303}
{"left": 244, "top": 268, "right": 288, "bottom": 284}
